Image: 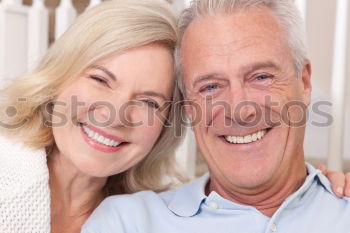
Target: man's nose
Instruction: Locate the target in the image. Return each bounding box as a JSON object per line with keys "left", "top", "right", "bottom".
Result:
{"left": 227, "top": 86, "right": 259, "bottom": 127}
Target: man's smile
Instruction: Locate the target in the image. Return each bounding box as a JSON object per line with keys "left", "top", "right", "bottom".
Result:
{"left": 222, "top": 128, "right": 270, "bottom": 144}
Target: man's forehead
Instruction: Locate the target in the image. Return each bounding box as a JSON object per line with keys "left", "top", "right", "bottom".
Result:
{"left": 181, "top": 6, "right": 284, "bottom": 51}
{"left": 180, "top": 8, "right": 290, "bottom": 78}
{"left": 182, "top": 37, "right": 263, "bottom": 59}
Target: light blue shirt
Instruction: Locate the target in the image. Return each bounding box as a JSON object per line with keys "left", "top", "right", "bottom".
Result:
{"left": 82, "top": 164, "right": 350, "bottom": 233}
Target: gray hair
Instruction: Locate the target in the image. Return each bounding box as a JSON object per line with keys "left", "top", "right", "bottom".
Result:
{"left": 175, "top": 0, "right": 308, "bottom": 95}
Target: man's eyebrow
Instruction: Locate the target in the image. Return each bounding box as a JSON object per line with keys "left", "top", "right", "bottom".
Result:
{"left": 242, "top": 61, "right": 280, "bottom": 75}
{"left": 192, "top": 62, "right": 279, "bottom": 87}
{"left": 141, "top": 91, "right": 169, "bottom": 101}
{"left": 192, "top": 73, "right": 228, "bottom": 88}
{"left": 91, "top": 65, "right": 117, "bottom": 81}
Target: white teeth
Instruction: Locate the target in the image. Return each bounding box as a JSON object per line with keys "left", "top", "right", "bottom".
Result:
{"left": 81, "top": 125, "right": 122, "bottom": 147}
{"left": 244, "top": 135, "right": 252, "bottom": 143}
{"left": 88, "top": 131, "right": 94, "bottom": 138}
{"left": 224, "top": 129, "right": 267, "bottom": 144}
{"left": 232, "top": 136, "right": 237, "bottom": 143}
{"left": 113, "top": 141, "right": 121, "bottom": 147}
{"left": 252, "top": 133, "right": 257, "bottom": 141}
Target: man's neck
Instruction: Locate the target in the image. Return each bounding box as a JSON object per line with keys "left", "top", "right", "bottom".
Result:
{"left": 207, "top": 162, "right": 308, "bottom": 217}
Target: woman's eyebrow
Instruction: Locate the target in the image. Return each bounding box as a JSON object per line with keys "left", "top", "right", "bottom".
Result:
{"left": 91, "top": 65, "right": 117, "bottom": 81}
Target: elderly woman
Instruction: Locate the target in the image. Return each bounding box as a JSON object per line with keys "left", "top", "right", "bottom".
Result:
{"left": 0, "top": 1, "right": 184, "bottom": 232}
{"left": 0, "top": 1, "right": 348, "bottom": 233}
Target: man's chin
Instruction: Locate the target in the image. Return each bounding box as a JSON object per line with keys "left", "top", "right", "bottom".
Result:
{"left": 219, "top": 166, "right": 278, "bottom": 191}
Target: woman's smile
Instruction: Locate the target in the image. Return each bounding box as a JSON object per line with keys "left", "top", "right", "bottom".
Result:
{"left": 80, "top": 123, "right": 128, "bottom": 153}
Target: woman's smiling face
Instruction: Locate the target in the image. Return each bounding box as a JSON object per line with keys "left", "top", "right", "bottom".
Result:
{"left": 51, "top": 43, "right": 174, "bottom": 177}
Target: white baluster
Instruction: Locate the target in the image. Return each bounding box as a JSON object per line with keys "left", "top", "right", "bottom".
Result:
{"left": 55, "top": 0, "right": 77, "bottom": 39}
{"left": 0, "top": 4, "right": 5, "bottom": 80}
{"left": 2, "top": 0, "right": 11, "bottom": 4}
{"left": 0, "top": 0, "right": 29, "bottom": 81}
{"left": 170, "top": 0, "right": 188, "bottom": 12}
{"left": 295, "top": 0, "right": 307, "bottom": 20}
{"left": 27, "top": 0, "right": 49, "bottom": 70}
{"left": 86, "top": 0, "right": 102, "bottom": 10}
{"left": 3, "top": 0, "right": 22, "bottom": 5}
{"left": 327, "top": 0, "right": 349, "bottom": 170}
{"left": 184, "top": 0, "right": 191, "bottom": 8}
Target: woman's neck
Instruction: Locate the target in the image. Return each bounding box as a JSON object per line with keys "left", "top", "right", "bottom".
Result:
{"left": 48, "top": 148, "right": 107, "bottom": 233}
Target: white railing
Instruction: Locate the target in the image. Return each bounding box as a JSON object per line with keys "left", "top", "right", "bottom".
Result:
{"left": 295, "top": 0, "right": 307, "bottom": 20}
{"left": 327, "top": 0, "right": 349, "bottom": 170}
{"left": 0, "top": 0, "right": 349, "bottom": 174}
{"left": 28, "top": 0, "right": 49, "bottom": 70}
{"left": 0, "top": 1, "right": 31, "bottom": 82}
{"left": 0, "top": 0, "right": 48, "bottom": 79}
{"left": 55, "top": 0, "right": 76, "bottom": 39}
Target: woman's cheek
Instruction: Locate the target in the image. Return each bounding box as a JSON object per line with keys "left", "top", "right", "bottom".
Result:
{"left": 138, "top": 114, "right": 164, "bottom": 145}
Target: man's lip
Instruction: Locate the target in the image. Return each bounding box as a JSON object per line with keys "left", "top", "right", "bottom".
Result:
{"left": 220, "top": 127, "right": 272, "bottom": 137}
{"left": 80, "top": 123, "right": 127, "bottom": 142}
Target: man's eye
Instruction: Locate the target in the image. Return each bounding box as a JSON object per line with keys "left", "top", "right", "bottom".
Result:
{"left": 255, "top": 75, "right": 271, "bottom": 81}
{"left": 200, "top": 84, "right": 219, "bottom": 92}
{"left": 142, "top": 99, "right": 160, "bottom": 109}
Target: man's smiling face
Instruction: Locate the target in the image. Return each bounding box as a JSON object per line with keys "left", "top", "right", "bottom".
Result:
{"left": 181, "top": 6, "right": 311, "bottom": 191}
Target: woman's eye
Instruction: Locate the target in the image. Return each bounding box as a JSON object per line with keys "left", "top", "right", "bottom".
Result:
{"left": 200, "top": 84, "right": 219, "bottom": 92}
{"left": 90, "top": 75, "right": 108, "bottom": 86}
{"left": 142, "top": 99, "right": 160, "bottom": 109}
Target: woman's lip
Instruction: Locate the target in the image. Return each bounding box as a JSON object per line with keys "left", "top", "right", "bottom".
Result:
{"left": 80, "top": 126, "right": 125, "bottom": 153}
{"left": 82, "top": 123, "right": 126, "bottom": 142}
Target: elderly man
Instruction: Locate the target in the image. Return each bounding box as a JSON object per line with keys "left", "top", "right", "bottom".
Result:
{"left": 82, "top": 0, "right": 350, "bottom": 232}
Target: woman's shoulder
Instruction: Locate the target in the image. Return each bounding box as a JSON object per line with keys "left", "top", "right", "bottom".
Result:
{"left": 0, "top": 133, "right": 51, "bottom": 232}
{"left": 0, "top": 133, "right": 49, "bottom": 199}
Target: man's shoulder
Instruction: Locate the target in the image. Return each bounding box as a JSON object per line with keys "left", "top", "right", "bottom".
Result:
{"left": 104, "top": 190, "right": 167, "bottom": 208}
{"left": 90, "top": 190, "right": 170, "bottom": 219}
{"left": 83, "top": 175, "right": 209, "bottom": 232}
{"left": 99, "top": 173, "right": 209, "bottom": 212}
{"left": 82, "top": 191, "right": 172, "bottom": 233}
{"left": 314, "top": 173, "right": 350, "bottom": 205}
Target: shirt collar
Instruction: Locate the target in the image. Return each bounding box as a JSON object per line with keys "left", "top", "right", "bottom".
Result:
{"left": 296, "top": 163, "right": 334, "bottom": 197}
{"left": 167, "top": 163, "right": 334, "bottom": 217}
{"left": 167, "top": 173, "right": 209, "bottom": 217}
{"left": 306, "top": 163, "right": 334, "bottom": 195}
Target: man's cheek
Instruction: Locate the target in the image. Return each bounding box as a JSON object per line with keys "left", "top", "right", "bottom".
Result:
{"left": 284, "top": 103, "right": 308, "bottom": 128}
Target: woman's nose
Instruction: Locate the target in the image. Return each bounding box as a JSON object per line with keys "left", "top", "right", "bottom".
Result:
{"left": 85, "top": 94, "right": 126, "bottom": 128}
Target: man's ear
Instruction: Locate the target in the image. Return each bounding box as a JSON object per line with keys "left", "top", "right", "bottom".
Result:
{"left": 301, "top": 60, "right": 312, "bottom": 106}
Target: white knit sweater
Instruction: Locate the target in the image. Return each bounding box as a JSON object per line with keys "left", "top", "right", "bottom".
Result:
{"left": 0, "top": 134, "right": 50, "bottom": 233}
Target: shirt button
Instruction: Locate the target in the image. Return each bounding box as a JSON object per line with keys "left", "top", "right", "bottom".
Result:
{"left": 208, "top": 201, "right": 218, "bottom": 210}
{"left": 270, "top": 223, "right": 277, "bottom": 232}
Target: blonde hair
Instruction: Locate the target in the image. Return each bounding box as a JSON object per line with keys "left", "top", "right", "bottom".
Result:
{"left": 0, "top": 0, "right": 186, "bottom": 194}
